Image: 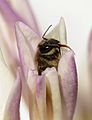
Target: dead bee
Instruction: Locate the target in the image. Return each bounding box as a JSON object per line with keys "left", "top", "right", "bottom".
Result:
{"left": 35, "top": 25, "right": 71, "bottom": 75}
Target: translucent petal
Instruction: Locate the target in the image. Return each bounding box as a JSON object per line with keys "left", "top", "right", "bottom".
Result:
{"left": 15, "top": 22, "right": 41, "bottom": 77}
{"left": 16, "top": 22, "right": 41, "bottom": 54}
{"left": 58, "top": 51, "right": 78, "bottom": 120}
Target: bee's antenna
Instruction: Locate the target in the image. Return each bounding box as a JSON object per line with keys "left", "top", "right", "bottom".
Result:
{"left": 58, "top": 43, "right": 74, "bottom": 52}
{"left": 42, "top": 25, "right": 52, "bottom": 40}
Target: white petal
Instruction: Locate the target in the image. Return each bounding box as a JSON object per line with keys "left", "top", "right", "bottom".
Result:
{"left": 46, "top": 17, "right": 67, "bottom": 44}
{"left": 45, "top": 67, "right": 64, "bottom": 120}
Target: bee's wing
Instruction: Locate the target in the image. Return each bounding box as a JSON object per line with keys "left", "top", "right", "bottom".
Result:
{"left": 46, "top": 17, "right": 67, "bottom": 44}
{"left": 15, "top": 22, "right": 41, "bottom": 75}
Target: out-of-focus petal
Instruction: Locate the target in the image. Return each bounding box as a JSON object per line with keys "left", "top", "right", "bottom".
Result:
{"left": 58, "top": 51, "right": 78, "bottom": 120}
{"left": 3, "top": 68, "right": 22, "bottom": 120}
{"left": 0, "top": 0, "right": 41, "bottom": 35}
{"left": 15, "top": 22, "right": 40, "bottom": 77}
{"left": 88, "top": 30, "right": 92, "bottom": 78}
{"left": 46, "top": 17, "right": 67, "bottom": 44}
{"left": 0, "top": 14, "right": 19, "bottom": 75}
{"left": 0, "top": 0, "right": 23, "bottom": 27}
{"left": 0, "top": 53, "right": 14, "bottom": 120}
{"left": 45, "top": 67, "right": 64, "bottom": 120}
{"left": 0, "top": 0, "right": 41, "bottom": 75}
{"left": 9, "top": 0, "right": 41, "bottom": 35}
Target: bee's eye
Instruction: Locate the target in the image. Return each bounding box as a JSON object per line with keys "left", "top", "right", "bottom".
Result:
{"left": 45, "top": 46, "right": 49, "bottom": 49}
{"left": 40, "top": 45, "right": 52, "bottom": 53}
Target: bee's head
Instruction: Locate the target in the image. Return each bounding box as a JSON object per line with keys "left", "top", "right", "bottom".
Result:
{"left": 38, "top": 38, "right": 61, "bottom": 54}
{"left": 38, "top": 38, "right": 72, "bottom": 54}
{"left": 37, "top": 25, "right": 72, "bottom": 54}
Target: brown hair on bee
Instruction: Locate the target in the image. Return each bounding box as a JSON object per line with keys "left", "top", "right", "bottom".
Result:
{"left": 35, "top": 25, "right": 71, "bottom": 75}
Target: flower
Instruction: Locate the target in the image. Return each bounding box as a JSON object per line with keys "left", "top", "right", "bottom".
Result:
{"left": 0, "top": 0, "right": 78, "bottom": 120}
{"left": 3, "top": 18, "right": 77, "bottom": 120}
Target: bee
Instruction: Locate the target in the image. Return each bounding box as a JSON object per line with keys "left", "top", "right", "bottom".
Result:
{"left": 35, "top": 25, "right": 71, "bottom": 75}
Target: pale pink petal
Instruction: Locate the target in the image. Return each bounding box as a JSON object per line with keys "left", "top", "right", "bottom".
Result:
{"left": 15, "top": 21, "right": 41, "bottom": 115}
{"left": 3, "top": 68, "right": 22, "bottom": 120}
{"left": 58, "top": 51, "right": 78, "bottom": 120}
{"left": 0, "top": 15, "right": 19, "bottom": 74}
{"left": 15, "top": 22, "right": 41, "bottom": 77}
{"left": 16, "top": 22, "right": 41, "bottom": 54}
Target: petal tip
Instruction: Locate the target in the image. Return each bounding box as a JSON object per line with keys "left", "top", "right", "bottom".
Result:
{"left": 59, "top": 17, "right": 67, "bottom": 43}
{"left": 60, "top": 17, "right": 65, "bottom": 25}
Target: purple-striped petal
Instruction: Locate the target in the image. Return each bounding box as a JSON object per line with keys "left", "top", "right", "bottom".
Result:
{"left": 3, "top": 68, "right": 22, "bottom": 120}
{"left": 58, "top": 50, "right": 78, "bottom": 120}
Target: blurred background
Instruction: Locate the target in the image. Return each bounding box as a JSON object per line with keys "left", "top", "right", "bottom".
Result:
{"left": 0, "top": 0, "right": 92, "bottom": 120}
